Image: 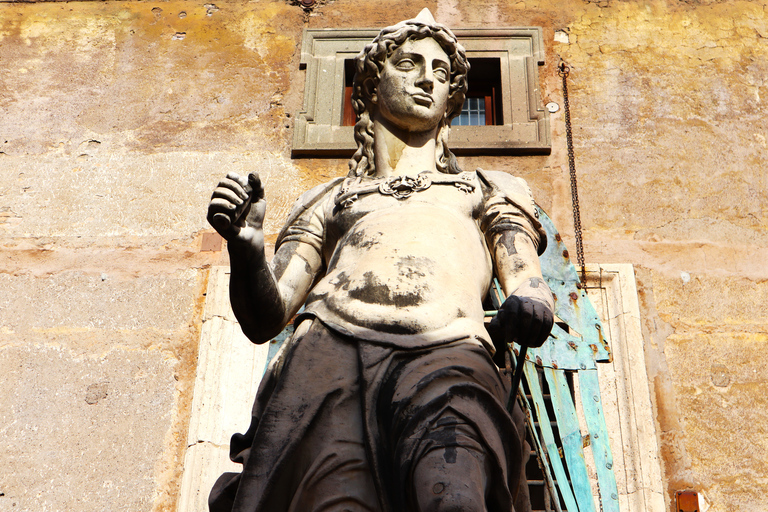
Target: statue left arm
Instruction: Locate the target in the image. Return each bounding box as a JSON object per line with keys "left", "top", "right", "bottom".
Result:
{"left": 487, "top": 228, "right": 555, "bottom": 351}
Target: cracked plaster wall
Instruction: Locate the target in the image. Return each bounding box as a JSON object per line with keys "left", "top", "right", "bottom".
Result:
{"left": 0, "top": 1, "right": 766, "bottom": 511}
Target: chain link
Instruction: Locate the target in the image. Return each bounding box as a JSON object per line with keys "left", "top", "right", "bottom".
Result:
{"left": 558, "top": 62, "right": 586, "bottom": 286}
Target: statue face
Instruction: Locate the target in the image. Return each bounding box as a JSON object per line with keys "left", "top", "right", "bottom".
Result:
{"left": 375, "top": 37, "right": 451, "bottom": 133}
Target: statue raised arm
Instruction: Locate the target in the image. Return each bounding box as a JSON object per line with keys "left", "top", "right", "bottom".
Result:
{"left": 207, "top": 171, "right": 325, "bottom": 342}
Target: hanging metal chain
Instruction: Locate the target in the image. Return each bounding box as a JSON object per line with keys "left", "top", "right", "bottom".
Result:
{"left": 558, "top": 61, "right": 586, "bottom": 286}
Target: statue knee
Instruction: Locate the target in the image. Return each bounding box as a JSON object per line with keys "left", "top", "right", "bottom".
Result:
{"left": 416, "top": 482, "right": 486, "bottom": 512}
{"left": 411, "top": 446, "right": 489, "bottom": 512}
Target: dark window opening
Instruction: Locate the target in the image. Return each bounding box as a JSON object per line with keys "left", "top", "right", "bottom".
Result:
{"left": 458, "top": 58, "right": 503, "bottom": 126}
{"left": 343, "top": 59, "right": 356, "bottom": 126}
{"left": 342, "top": 57, "right": 503, "bottom": 127}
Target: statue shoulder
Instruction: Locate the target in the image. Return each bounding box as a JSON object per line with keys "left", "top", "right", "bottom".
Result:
{"left": 276, "top": 177, "right": 345, "bottom": 246}
{"left": 476, "top": 169, "right": 533, "bottom": 199}
{"left": 475, "top": 168, "right": 537, "bottom": 215}
{"left": 291, "top": 177, "right": 345, "bottom": 212}
{"left": 475, "top": 168, "right": 547, "bottom": 254}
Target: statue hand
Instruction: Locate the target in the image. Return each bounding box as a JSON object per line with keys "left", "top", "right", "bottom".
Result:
{"left": 486, "top": 295, "right": 554, "bottom": 366}
{"left": 207, "top": 172, "right": 266, "bottom": 249}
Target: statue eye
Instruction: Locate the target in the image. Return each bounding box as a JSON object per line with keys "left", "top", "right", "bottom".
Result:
{"left": 396, "top": 59, "right": 415, "bottom": 70}
{"left": 434, "top": 68, "right": 449, "bottom": 83}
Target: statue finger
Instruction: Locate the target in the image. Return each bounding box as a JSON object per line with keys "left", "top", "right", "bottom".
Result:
{"left": 491, "top": 303, "right": 508, "bottom": 327}
{"left": 499, "top": 295, "right": 520, "bottom": 317}
{"left": 541, "top": 305, "right": 554, "bottom": 334}
{"left": 530, "top": 301, "right": 544, "bottom": 329}
{"left": 248, "top": 172, "right": 265, "bottom": 201}
{"left": 533, "top": 319, "right": 552, "bottom": 347}
{"left": 209, "top": 212, "right": 232, "bottom": 233}
{"left": 209, "top": 197, "right": 239, "bottom": 213}
{"left": 225, "top": 172, "right": 249, "bottom": 189}
{"left": 247, "top": 198, "right": 266, "bottom": 224}
{"left": 217, "top": 177, "right": 250, "bottom": 200}
{"left": 486, "top": 315, "right": 502, "bottom": 342}
{"left": 517, "top": 299, "right": 535, "bottom": 333}
{"left": 529, "top": 303, "right": 553, "bottom": 347}
{"left": 528, "top": 311, "right": 546, "bottom": 347}
{"left": 211, "top": 187, "right": 245, "bottom": 206}
{"left": 540, "top": 311, "right": 554, "bottom": 345}
{"left": 530, "top": 300, "right": 553, "bottom": 328}
{"left": 207, "top": 199, "right": 243, "bottom": 239}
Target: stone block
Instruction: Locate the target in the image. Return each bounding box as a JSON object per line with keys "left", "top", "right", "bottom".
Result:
{"left": 664, "top": 332, "right": 768, "bottom": 390}
{"left": 652, "top": 274, "right": 768, "bottom": 332}
{"left": 0, "top": 270, "right": 199, "bottom": 336}
{"left": 177, "top": 442, "right": 240, "bottom": 512}
{"left": 0, "top": 344, "right": 176, "bottom": 511}
{"left": 663, "top": 332, "right": 768, "bottom": 510}
{"left": 0, "top": 1, "right": 303, "bottom": 157}
{"left": 0, "top": 151, "right": 310, "bottom": 241}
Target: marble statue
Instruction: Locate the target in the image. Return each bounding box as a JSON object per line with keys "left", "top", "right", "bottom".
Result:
{"left": 206, "top": 9, "right": 554, "bottom": 512}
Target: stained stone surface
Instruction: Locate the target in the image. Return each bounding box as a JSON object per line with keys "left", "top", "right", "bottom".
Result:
{"left": 0, "top": 1, "right": 766, "bottom": 511}
{"left": 0, "top": 271, "right": 198, "bottom": 334}
{"left": 0, "top": 344, "right": 175, "bottom": 512}
{"left": 663, "top": 332, "right": 768, "bottom": 510}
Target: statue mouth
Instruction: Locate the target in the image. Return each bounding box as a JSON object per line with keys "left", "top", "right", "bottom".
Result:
{"left": 411, "top": 93, "right": 433, "bottom": 106}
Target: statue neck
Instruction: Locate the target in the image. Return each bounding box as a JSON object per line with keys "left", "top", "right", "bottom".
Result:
{"left": 372, "top": 113, "right": 438, "bottom": 178}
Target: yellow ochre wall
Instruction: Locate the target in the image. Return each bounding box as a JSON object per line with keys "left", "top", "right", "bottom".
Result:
{"left": 0, "top": 1, "right": 765, "bottom": 511}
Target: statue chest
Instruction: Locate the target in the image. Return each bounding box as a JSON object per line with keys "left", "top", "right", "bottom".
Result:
{"left": 324, "top": 172, "right": 486, "bottom": 256}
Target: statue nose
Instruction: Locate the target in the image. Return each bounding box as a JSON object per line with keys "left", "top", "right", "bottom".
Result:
{"left": 416, "top": 67, "right": 435, "bottom": 91}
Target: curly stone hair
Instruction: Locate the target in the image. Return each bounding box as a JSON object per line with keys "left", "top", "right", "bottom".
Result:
{"left": 348, "top": 19, "right": 469, "bottom": 178}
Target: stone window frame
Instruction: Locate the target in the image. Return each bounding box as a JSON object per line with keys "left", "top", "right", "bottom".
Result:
{"left": 291, "top": 28, "right": 552, "bottom": 157}
{"left": 582, "top": 264, "right": 666, "bottom": 511}
{"left": 177, "top": 264, "right": 664, "bottom": 512}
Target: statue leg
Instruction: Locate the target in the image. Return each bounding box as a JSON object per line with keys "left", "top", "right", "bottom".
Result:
{"left": 289, "top": 439, "right": 380, "bottom": 512}
{"left": 410, "top": 415, "right": 491, "bottom": 512}
{"left": 215, "top": 320, "right": 381, "bottom": 512}
{"left": 277, "top": 322, "right": 381, "bottom": 512}
{"left": 367, "top": 340, "right": 529, "bottom": 512}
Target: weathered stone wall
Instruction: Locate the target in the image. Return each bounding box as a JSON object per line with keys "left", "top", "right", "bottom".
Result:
{"left": 0, "top": 1, "right": 765, "bottom": 511}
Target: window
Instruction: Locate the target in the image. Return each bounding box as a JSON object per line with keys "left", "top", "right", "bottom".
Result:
{"left": 342, "top": 59, "right": 356, "bottom": 127}
{"left": 293, "top": 28, "right": 551, "bottom": 156}
{"left": 457, "top": 97, "right": 487, "bottom": 126}
{"left": 457, "top": 57, "right": 503, "bottom": 126}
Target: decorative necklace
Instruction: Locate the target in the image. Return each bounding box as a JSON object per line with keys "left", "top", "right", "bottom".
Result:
{"left": 378, "top": 174, "right": 431, "bottom": 199}
{"left": 335, "top": 171, "right": 477, "bottom": 209}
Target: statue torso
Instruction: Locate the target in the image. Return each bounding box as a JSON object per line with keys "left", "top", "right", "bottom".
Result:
{"left": 302, "top": 171, "right": 495, "bottom": 348}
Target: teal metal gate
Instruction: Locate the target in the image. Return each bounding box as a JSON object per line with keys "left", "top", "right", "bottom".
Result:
{"left": 487, "top": 207, "right": 619, "bottom": 512}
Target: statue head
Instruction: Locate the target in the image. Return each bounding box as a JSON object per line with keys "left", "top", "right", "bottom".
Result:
{"left": 348, "top": 9, "right": 469, "bottom": 177}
